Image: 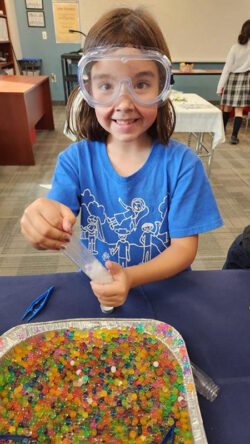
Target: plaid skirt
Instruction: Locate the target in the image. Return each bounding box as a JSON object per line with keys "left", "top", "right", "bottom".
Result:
{"left": 221, "top": 71, "right": 250, "bottom": 107}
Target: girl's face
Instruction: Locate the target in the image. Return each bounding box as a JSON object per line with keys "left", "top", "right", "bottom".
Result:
{"left": 91, "top": 47, "right": 159, "bottom": 145}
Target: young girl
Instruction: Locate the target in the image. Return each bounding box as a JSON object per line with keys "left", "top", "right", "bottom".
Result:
{"left": 217, "top": 19, "right": 250, "bottom": 144}
{"left": 21, "top": 7, "right": 223, "bottom": 308}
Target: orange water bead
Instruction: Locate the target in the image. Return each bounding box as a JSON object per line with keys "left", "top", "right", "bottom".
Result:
{"left": 139, "top": 415, "right": 148, "bottom": 426}
{"left": 171, "top": 405, "right": 180, "bottom": 416}
{"left": 99, "top": 390, "right": 107, "bottom": 397}
{"left": 135, "top": 436, "right": 147, "bottom": 443}
{"left": 124, "top": 416, "right": 131, "bottom": 426}
{"left": 116, "top": 424, "right": 123, "bottom": 433}
{"left": 1, "top": 396, "right": 9, "bottom": 406}
{"left": 151, "top": 408, "right": 161, "bottom": 419}
{"left": 180, "top": 422, "right": 191, "bottom": 432}
{"left": 117, "top": 406, "right": 125, "bottom": 416}
{"left": 132, "top": 417, "right": 139, "bottom": 426}
{"left": 11, "top": 400, "right": 20, "bottom": 410}
{"left": 180, "top": 410, "right": 189, "bottom": 419}
{"left": 73, "top": 396, "right": 82, "bottom": 406}
{"left": 42, "top": 385, "right": 49, "bottom": 395}
{"left": 173, "top": 410, "right": 181, "bottom": 420}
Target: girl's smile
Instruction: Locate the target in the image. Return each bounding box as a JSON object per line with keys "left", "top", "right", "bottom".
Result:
{"left": 95, "top": 94, "right": 158, "bottom": 146}
{"left": 112, "top": 118, "right": 139, "bottom": 125}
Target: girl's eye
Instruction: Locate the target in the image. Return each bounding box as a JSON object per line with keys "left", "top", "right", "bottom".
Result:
{"left": 99, "top": 82, "right": 114, "bottom": 91}
{"left": 134, "top": 81, "right": 150, "bottom": 90}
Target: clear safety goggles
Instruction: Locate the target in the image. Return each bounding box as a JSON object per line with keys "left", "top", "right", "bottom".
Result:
{"left": 78, "top": 46, "right": 172, "bottom": 107}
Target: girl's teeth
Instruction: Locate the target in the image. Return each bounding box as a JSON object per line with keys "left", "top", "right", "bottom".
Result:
{"left": 116, "top": 119, "right": 135, "bottom": 125}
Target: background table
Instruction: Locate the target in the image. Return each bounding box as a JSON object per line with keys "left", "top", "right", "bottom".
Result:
{"left": 0, "top": 75, "right": 54, "bottom": 165}
{"left": 172, "top": 93, "right": 225, "bottom": 176}
{"left": 172, "top": 69, "right": 222, "bottom": 75}
{"left": 1, "top": 269, "right": 250, "bottom": 444}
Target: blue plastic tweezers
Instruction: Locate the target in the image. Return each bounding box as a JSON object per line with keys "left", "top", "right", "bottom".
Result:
{"left": 0, "top": 435, "right": 30, "bottom": 443}
{"left": 22, "top": 286, "right": 55, "bottom": 322}
{"left": 160, "top": 424, "right": 175, "bottom": 444}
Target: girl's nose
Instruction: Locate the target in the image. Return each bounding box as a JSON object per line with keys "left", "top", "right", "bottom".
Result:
{"left": 114, "top": 93, "right": 135, "bottom": 110}
{"left": 114, "top": 83, "right": 135, "bottom": 109}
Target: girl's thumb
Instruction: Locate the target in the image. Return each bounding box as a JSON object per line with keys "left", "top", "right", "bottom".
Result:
{"left": 105, "top": 260, "right": 122, "bottom": 276}
{"left": 61, "top": 205, "right": 76, "bottom": 233}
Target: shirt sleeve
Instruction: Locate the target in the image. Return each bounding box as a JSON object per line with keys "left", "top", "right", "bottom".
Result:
{"left": 46, "top": 144, "right": 81, "bottom": 216}
{"left": 217, "top": 45, "right": 236, "bottom": 93}
{"left": 168, "top": 150, "right": 223, "bottom": 238}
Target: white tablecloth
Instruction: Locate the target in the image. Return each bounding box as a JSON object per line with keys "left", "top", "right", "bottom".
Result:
{"left": 172, "top": 92, "right": 225, "bottom": 148}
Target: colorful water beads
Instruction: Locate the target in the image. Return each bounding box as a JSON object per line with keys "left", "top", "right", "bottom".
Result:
{"left": 0, "top": 325, "right": 193, "bottom": 443}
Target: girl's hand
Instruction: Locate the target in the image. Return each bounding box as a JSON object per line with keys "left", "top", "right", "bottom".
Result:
{"left": 20, "top": 197, "right": 76, "bottom": 250}
{"left": 90, "top": 261, "right": 131, "bottom": 307}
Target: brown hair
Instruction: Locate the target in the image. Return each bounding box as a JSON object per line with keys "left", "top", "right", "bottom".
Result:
{"left": 238, "top": 19, "right": 250, "bottom": 44}
{"left": 66, "top": 7, "right": 175, "bottom": 144}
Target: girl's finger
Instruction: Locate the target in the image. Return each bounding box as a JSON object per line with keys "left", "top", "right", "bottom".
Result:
{"left": 22, "top": 210, "right": 70, "bottom": 244}
{"left": 21, "top": 224, "right": 69, "bottom": 251}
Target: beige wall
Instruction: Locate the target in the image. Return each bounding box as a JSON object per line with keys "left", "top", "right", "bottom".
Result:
{"left": 5, "top": 0, "right": 22, "bottom": 60}
{"left": 79, "top": 0, "right": 249, "bottom": 61}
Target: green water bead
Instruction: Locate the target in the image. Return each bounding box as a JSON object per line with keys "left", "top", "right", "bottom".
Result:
{"left": 184, "top": 431, "right": 193, "bottom": 438}
{"left": 60, "top": 424, "right": 69, "bottom": 434}
{"left": 83, "top": 428, "right": 91, "bottom": 437}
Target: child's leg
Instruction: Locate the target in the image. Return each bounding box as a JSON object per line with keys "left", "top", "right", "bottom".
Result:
{"left": 222, "top": 105, "right": 232, "bottom": 129}
{"left": 230, "top": 107, "right": 243, "bottom": 144}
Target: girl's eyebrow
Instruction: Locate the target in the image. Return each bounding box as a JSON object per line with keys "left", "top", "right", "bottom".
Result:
{"left": 134, "top": 71, "right": 156, "bottom": 78}
{"left": 92, "top": 73, "right": 114, "bottom": 80}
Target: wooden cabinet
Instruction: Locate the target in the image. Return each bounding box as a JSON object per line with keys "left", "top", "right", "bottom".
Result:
{"left": 0, "top": 0, "right": 15, "bottom": 74}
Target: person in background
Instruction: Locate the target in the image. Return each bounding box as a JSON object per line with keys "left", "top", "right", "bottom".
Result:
{"left": 21, "top": 7, "right": 223, "bottom": 309}
{"left": 223, "top": 225, "right": 250, "bottom": 269}
{"left": 217, "top": 19, "right": 250, "bottom": 145}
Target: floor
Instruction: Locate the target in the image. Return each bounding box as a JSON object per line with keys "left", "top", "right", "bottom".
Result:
{"left": 0, "top": 105, "right": 249, "bottom": 276}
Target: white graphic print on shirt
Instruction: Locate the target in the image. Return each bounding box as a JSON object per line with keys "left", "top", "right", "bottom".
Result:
{"left": 80, "top": 188, "right": 170, "bottom": 266}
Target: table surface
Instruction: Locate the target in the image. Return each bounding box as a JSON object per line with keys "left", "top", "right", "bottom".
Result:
{"left": 172, "top": 93, "right": 225, "bottom": 148}
{"left": 1, "top": 269, "right": 250, "bottom": 444}
{"left": 173, "top": 69, "right": 222, "bottom": 75}
{"left": 0, "top": 75, "right": 49, "bottom": 93}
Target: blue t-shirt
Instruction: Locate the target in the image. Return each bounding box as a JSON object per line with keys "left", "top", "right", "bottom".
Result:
{"left": 47, "top": 139, "right": 223, "bottom": 267}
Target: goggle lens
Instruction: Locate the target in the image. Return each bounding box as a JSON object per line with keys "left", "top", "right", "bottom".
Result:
{"left": 78, "top": 48, "right": 171, "bottom": 107}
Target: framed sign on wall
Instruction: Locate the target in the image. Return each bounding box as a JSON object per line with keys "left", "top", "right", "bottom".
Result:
{"left": 25, "top": 0, "right": 43, "bottom": 9}
{"left": 27, "top": 10, "right": 45, "bottom": 27}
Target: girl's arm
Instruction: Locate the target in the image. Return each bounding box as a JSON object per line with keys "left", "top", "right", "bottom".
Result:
{"left": 127, "top": 234, "right": 198, "bottom": 286}
{"left": 90, "top": 234, "right": 198, "bottom": 307}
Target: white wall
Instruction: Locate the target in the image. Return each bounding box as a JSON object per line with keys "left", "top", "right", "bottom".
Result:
{"left": 79, "top": 0, "right": 249, "bottom": 61}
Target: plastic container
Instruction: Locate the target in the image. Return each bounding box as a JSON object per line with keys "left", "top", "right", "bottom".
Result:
{"left": 191, "top": 362, "right": 220, "bottom": 402}
{"left": 18, "top": 58, "right": 42, "bottom": 76}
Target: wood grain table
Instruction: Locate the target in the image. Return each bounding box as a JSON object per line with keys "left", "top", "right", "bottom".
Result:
{"left": 0, "top": 75, "right": 54, "bottom": 165}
